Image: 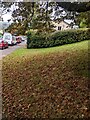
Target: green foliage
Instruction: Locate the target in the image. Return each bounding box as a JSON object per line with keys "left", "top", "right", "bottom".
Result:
{"left": 26, "top": 29, "right": 38, "bottom": 36}
{"left": 6, "top": 22, "right": 26, "bottom": 35}
{"left": 57, "top": 2, "right": 90, "bottom": 12}
{"left": 80, "top": 18, "right": 87, "bottom": 28}
{"left": 27, "top": 32, "right": 31, "bottom": 49}
{"left": 76, "top": 11, "right": 90, "bottom": 28}
{"left": 27, "top": 28, "right": 90, "bottom": 48}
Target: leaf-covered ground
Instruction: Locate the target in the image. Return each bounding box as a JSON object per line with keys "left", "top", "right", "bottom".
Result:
{"left": 2, "top": 41, "right": 90, "bottom": 119}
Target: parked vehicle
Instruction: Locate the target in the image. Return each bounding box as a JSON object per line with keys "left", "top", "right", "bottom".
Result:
{"left": 12, "top": 36, "right": 17, "bottom": 45}
{"left": 19, "top": 36, "right": 27, "bottom": 41}
{"left": 0, "top": 37, "right": 8, "bottom": 50}
{"left": 16, "top": 36, "right": 22, "bottom": 43}
{"left": 3, "top": 33, "right": 17, "bottom": 45}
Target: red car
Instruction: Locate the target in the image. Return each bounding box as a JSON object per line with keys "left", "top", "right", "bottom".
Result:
{"left": 0, "top": 37, "right": 8, "bottom": 50}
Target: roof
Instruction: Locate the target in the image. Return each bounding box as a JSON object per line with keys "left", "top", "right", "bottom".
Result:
{"left": 53, "top": 19, "right": 75, "bottom": 26}
{"left": 64, "top": 19, "right": 74, "bottom": 25}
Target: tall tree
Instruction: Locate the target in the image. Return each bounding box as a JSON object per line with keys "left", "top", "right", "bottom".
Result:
{"left": 31, "top": 2, "right": 55, "bottom": 33}
{"left": 56, "top": 2, "right": 90, "bottom": 27}
{"left": 56, "top": 2, "right": 90, "bottom": 12}
{"left": 9, "top": 2, "right": 55, "bottom": 33}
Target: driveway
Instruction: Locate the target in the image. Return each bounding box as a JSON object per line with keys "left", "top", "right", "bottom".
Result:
{"left": 0, "top": 41, "right": 26, "bottom": 60}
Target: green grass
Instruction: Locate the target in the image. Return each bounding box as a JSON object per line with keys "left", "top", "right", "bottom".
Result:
{"left": 6, "top": 40, "right": 88, "bottom": 57}
{"left": 2, "top": 40, "right": 89, "bottom": 119}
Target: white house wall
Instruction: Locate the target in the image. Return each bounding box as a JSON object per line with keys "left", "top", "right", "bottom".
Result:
{"left": 52, "top": 21, "right": 72, "bottom": 31}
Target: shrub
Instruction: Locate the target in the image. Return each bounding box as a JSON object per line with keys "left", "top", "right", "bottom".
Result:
{"left": 27, "top": 28, "right": 90, "bottom": 48}
{"left": 27, "top": 32, "right": 31, "bottom": 49}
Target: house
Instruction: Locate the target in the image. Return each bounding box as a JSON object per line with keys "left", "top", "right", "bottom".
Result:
{"left": 52, "top": 19, "right": 75, "bottom": 31}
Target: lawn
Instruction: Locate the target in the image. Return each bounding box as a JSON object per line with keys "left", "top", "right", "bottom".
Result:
{"left": 2, "top": 40, "right": 89, "bottom": 119}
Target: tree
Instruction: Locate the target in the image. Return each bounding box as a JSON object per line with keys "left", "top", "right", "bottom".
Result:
{"left": 56, "top": 2, "right": 90, "bottom": 27}
{"left": 12, "top": 2, "right": 35, "bottom": 31}
{"left": 30, "top": 2, "right": 55, "bottom": 33}
{"left": 76, "top": 11, "right": 90, "bottom": 28}
{"left": 4, "top": 1, "right": 55, "bottom": 34}
{"left": 0, "top": 2, "right": 12, "bottom": 14}
{"left": 56, "top": 2, "right": 90, "bottom": 12}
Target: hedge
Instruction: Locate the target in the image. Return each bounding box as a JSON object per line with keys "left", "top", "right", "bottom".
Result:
{"left": 27, "top": 28, "right": 90, "bottom": 48}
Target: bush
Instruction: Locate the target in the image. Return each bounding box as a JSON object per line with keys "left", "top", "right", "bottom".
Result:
{"left": 27, "top": 32, "right": 31, "bottom": 49}
{"left": 27, "top": 28, "right": 90, "bottom": 48}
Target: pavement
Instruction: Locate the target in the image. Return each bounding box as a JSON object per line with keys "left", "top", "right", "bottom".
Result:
{"left": 0, "top": 41, "right": 26, "bottom": 60}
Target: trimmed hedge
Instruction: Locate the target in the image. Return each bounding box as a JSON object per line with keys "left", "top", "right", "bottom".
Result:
{"left": 27, "top": 28, "right": 90, "bottom": 48}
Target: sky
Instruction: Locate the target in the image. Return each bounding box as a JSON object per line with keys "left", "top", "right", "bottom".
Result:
{"left": 2, "top": 13, "right": 12, "bottom": 22}
{"left": 2, "top": 3, "right": 18, "bottom": 22}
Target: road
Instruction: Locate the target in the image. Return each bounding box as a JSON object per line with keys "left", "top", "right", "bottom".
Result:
{"left": 0, "top": 41, "right": 26, "bottom": 60}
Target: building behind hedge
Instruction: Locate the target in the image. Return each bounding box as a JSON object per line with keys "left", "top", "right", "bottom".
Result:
{"left": 52, "top": 19, "right": 79, "bottom": 31}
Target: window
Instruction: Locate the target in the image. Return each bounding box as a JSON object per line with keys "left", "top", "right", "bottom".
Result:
{"left": 58, "top": 26, "right": 61, "bottom": 30}
{"left": 4, "top": 35, "right": 10, "bottom": 40}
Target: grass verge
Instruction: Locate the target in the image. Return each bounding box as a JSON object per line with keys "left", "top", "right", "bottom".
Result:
{"left": 2, "top": 40, "right": 89, "bottom": 119}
